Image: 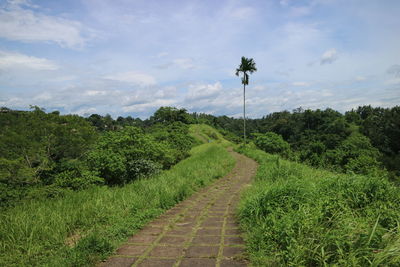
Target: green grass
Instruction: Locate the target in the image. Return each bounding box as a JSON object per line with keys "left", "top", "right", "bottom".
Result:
{"left": 236, "top": 147, "right": 400, "bottom": 266}
{"left": 0, "top": 143, "right": 235, "bottom": 266}
{"left": 189, "top": 124, "right": 231, "bottom": 147}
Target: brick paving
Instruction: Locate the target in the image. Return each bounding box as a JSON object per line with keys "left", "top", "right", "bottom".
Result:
{"left": 99, "top": 149, "right": 258, "bottom": 267}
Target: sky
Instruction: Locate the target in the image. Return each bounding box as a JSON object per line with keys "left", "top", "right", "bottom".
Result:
{"left": 0, "top": 0, "right": 399, "bottom": 118}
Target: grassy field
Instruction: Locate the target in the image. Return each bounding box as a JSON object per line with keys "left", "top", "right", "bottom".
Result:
{"left": 0, "top": 143, "right": 235, "bottom": 266}
{"left": 189, "top": 124, "right": 231, "bottom": 147}
{"left": 237, "top": 146, "right": 400, "bottom": 266}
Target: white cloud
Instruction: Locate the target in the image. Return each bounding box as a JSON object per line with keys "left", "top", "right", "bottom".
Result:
{"left": 0, "top": 50, "right": 58, "bottom": 71}
{"left": 122, "top": 99, "right": 177, "bottom": 113}
{"left": 104, "top": 71, "right": 156, "bottom": 86}
{"left": 320, "top": 48, "right": 338, "bottom": 65}
{"left": 155, "top": 58, "right": 196, "bottom": 70}
{"left": 292, "top": 81, "right": 310, "bottom": 86}
{"left": 84, "top": 90, "right": 109, "bottom": 96}
{"left": 384, "top": 78, "right": 400, "bottom": 85}
{"left": 186, "top": 82, "right": 222, "bottom": 101}
{"left": 0, "top": 83, "right": 179, "bottom": 117}
{"left": 182, "top": 82, "right": 244, "bottom": 116}
{"left": 355, "top": 76, "right": 366, "bottom": 81}
{"left": 156, "top": 52, "right": 169, "bottom": 58}
{"left": 33, "top": 92, "right": 52, "bottom": 101}
{"left": 253, "top": 85, "right": 268, "bottom": 91}
{"left": 154, "top": 86, "right": 177, "bottom": 98}
{"left": 0, "top": 1, "right": 95, "bottom": 48}
{"left": 387, "top": 64, "right": 400, "bottom": 77}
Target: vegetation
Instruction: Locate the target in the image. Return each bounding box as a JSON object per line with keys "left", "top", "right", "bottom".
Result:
{"left": 0, "top": 107, "right": 197, "bottom": 206}
{"left": 189, "top": 124, "right": 231, "bottom": 147}
{"left": 253, "top": 132, "right": 290, "bottom": 158}
{"left": 190, "top": 106, "right": 400, "bottom": 181}
{"left": 0, "top": 143, "right": 235, "bottom": 266}
{"left": 235, "top": 56, "right": 257, "bottom": 144}
{"left": 237, "top": 146, "right": 400, "bottom": 266}
{"left": 0, "top": 107, "right": 98, "bottom": 206}
{"left": 1, "top": 104, "right": 399, "bottom": 266}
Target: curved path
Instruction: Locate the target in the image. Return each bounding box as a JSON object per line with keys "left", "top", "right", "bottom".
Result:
{"left": 99, "top": 149, "right": 258, "bottom": 267}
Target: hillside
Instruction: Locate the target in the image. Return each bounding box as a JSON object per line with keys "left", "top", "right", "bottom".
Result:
{"left": 237, "top": 146, "right": 400, "bottom": 266}
{"left": 1, "top": 106, "right": 399, "bottom": 266}
{"left": 0, "top": 141, "right": 235, "bottom": 266}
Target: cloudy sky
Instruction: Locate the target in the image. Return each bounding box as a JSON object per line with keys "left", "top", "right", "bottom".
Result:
{"left": 0, "top": 0, "right": 399, "bottom": 118}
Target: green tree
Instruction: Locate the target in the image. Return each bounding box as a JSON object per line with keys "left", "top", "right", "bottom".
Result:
{"left": 253, "top": 132, "right": 290, "bottom": 158}
{"left": 324, "top": 133, "right": 382, "bottom": 174}
{"left": 151, "top": 107, "right": 194, "bottom": 124}
{"left": 235, "top": 56, "right": 257, "bottom": 144}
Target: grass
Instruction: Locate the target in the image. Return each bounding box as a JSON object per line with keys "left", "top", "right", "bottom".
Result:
{"left": 189, "top": 124, "right": 231, "bottom": 147}
{"left": 236, "top": 146, "right": 400, "bottom": 266}
{"left": 0, "top": 143, "right": 235, "bottom": 266}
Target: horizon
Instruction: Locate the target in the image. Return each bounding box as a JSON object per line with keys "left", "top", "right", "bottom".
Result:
{"left": 2, "top": 104, "right": 395, "bottom": 121}
{"left": 0, "top": 0, "right": 399, "bottom": 119}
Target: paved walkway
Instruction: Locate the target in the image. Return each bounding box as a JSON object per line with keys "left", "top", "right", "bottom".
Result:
{"left": 99, "top": 150, "right": 258, "bottom": 267}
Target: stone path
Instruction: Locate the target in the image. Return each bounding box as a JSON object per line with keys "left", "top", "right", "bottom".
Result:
{"left": 99, "top": 149, "right": 258, "bottom": 267}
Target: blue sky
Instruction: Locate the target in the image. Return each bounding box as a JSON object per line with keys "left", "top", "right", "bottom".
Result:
{"left": 0, "top": 0, "right": 399, "bottom": 118}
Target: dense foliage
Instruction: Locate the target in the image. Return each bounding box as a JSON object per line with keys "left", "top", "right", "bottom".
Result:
{"left": 253, "top": 132, "right": 290, "bottom": 158}
{"left": 238, "top": 147, "right": 400, "bottom": 266}
{"left": 192, "top": 106, "right": 400, "bottom": 180}
{"left": 0, "top": 107, "right": 98, "bottom": 205}
{"left": 87, "top": 123, "right": 196, "bottom": 185}
{"left": 0, "top": 107, "right": 197, "bottom": 206}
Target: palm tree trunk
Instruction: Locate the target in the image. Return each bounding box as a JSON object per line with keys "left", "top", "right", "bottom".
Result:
{"left": 243, "top": 83, "right": 246, "bottom": 145}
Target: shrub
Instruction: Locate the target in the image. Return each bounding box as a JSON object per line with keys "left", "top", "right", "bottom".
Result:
{"left": 126, "top": 159, "right": 161, "bottom": 181}
{"left": 54, "top": 170, "right": 104, "bottom": 190}
{"left": 86, "top": 126, "right": 194, "bottom": 185}
{"left": 254, "top": 132, "right": 290, "bottom": 158}
{"left": 325, "top": 133, "right": 382, "bottom": 175}
{"left": 86, "top": 150, "right": 127, "bottom": 185}
{"left": 149, "top": 122, "right": 196, "bottom": 162}
{"left": 344, "top": 154, "right": 381, "bottom": 175}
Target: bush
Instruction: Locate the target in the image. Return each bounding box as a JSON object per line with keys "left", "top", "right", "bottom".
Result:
{"left": 299, "top": 141, "right": 326, "bottom": 167}
{"left": 86, "top": 150, "right": 127, "bottom": 185}
{"left": 126, "top": 159, "right": 161, "bottom": 181}
{"left": 324, "top": 133, "right": 382, "bottom": 175}
{"left": 344, "top": 154, "right": 382, "bottom": 176}
{"left": 254, "top": 132, "right": 290, "bottom": 158}
{"left": 149, "top": 122, "right": 196, "bottom": 162}
{"left": 54, "top": 170, "right": 104, "bottom": 190}
{"left": 86, "top": 125, "right": 194, "bottom": 185}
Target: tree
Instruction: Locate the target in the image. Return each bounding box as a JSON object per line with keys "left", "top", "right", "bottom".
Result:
{"left": 151, "top": 107, "right": 193, "bottom": 124}
{"left": 236, "top": 56, "right": 257, "bottom": 144}
{"left": 253, "top": 132, "right": 290, "bottom": 158}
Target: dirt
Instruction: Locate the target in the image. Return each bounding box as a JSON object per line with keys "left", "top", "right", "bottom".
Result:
{"left": 98, "top": 149, "right": 258, "bottom": 267}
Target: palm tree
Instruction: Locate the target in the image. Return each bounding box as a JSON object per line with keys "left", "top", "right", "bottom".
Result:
{"left": 236, "top": 56, "right": 257, "bottom": 145}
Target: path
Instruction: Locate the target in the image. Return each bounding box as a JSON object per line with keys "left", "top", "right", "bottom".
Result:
{"left": 99, "top": 149, "right": 258, "bottom": 267}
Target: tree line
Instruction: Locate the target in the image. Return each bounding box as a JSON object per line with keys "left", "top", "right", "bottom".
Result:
{"left": 196, "top": 105, "right": 400, "bottom": 181}
{"left": 52, "top": 104, "right": 400, "bottom": 181}
{"left": 1, "top": 105, "right": 398, "bottom": 206}
{"left": 0, "top": 106, "right": 198, "bottom": 207}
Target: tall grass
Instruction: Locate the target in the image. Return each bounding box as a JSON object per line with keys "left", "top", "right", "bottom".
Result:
{"left": 189, "top": 124, "right": 231, "bottom": 147}
{"left": 0, "top": 143, "right": 235, "bottom": 266}
{"left": 237, "top": 147, "right": 400, "bottom": 266}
